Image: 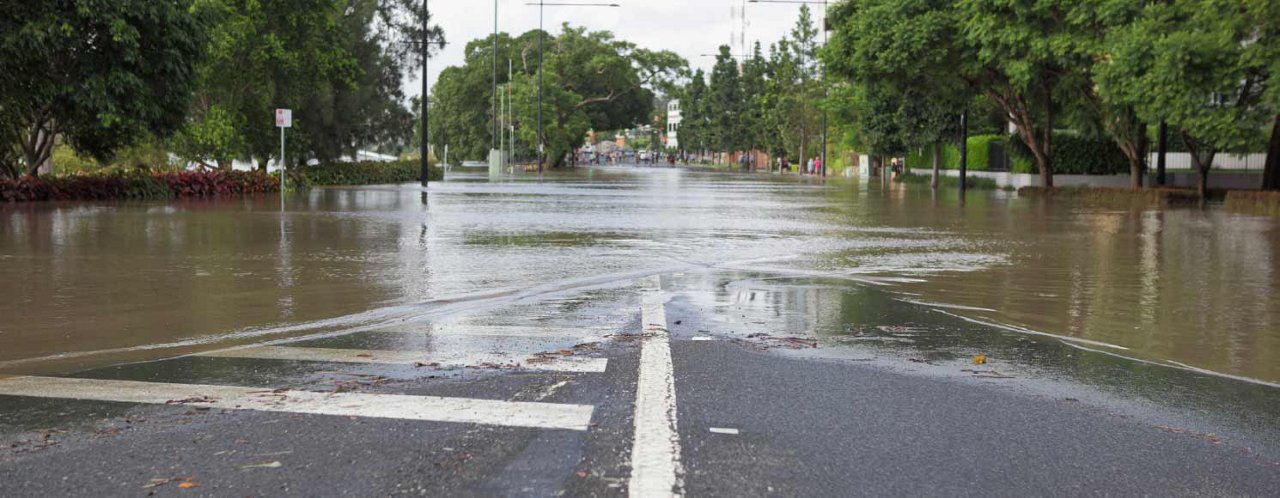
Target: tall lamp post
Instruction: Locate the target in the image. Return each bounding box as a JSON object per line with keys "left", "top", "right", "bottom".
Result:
{"left": 526, "top": 2, "right": 621, "bottom": 173}
{"left": 748, "top": 0, "right": 828, "bottom": 178}
{"left": 417, "top": 0, "right": 444, "bottom": 187}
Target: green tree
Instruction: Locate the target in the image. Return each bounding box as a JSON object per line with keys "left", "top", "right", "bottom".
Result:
{"left": 172, "top": 0, "right": 418, "bottom": 171}
{"left": 824, "top": 0, "right": 968, "bottom": 183}
{"left": 0, "top": 0, "right": 207, "bottom": 178}
{"left": 956, "top": 0, "right": 1097, "bottom": 188}
{"left": 1096, "top": 0, "right": 1275, "bottom": 197}
{"left": 707, "top": 45, "right": 745, "bottom": 155}
{"left": 679, "top": 70, "right": 710, "bottom": 157}
{"left": 430, "top": 25, "right": 685, "bottom": 168}
{"left": 740, "top": 43, "right": 770, "bottom": 157}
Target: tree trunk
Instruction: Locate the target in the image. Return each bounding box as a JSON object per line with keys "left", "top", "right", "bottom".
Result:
{"left": 1263, "top": 114, "right": 1280, "bottom": 191}
{"left": 1184, "top": 133, "right": 1215, "bottom": 199}
{"left": 1129, "top": 155, "right": 1144, "bottom": 189}
{"left": 1197, "top": 161, "right": 1210, "bottom": 199}
{"left": 931, "top": 142, "right": 941, "bottom": 189}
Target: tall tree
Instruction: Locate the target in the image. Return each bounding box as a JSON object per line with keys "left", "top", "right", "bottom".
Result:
{"left": 431, "top": 25, "right": 685, "bottom": 167}
{"left": 1096, "top": 0, "right": 1274, "bottom": 197}
{"left": 707, "top": 45, "right": 744, "bottom": 155}
{"left": 824, "top": 0, "right": 968, "bottom": 185}
{"left": 740, "top": 43, "right": 770, "bottom": 158}
{"left": 957, "top": 0, "right": 1096, "bottom": 188}
{"left": 0, "top": 0, "right": 207, "bottom": 178}
{"left": 680, "top": 70, "right": 710, "bottom": 157}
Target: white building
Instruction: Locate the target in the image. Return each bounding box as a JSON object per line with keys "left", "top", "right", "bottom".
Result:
{"left": 666, "top": 100, "right": 682, "bottom": 150}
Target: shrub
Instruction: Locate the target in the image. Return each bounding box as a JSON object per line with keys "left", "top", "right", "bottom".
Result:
{"left": 301, "top": 159, "right": 442, "bottom": 186}
{"left": 1, "top": 170, "right": 278, "bottom": 202}
{"left": 906, "top": 135, "right": 1003, "bottom": 172}
{"left": 1008, "top": 133, "right": 1129, "bottom": 175}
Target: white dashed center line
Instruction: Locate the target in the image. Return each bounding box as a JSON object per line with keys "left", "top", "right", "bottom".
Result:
{"left": 629, "top": 275, "right": 684, "bottom": 497}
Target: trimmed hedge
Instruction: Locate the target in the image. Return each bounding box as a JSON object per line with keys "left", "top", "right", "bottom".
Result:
{"left": 1008, "top": 133, "right": 1129, "bottom": 175}
{"left": 905, "top": 134, "right": 1007, "bottom": 172}
{"left": 1, "top": 170, "right": 279, "bottom": 202}
{"left": 301, "top": 159, "right": 442, "bottom": 186}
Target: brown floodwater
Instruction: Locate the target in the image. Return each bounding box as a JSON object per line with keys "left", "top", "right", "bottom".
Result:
{"left": 0, "top": 168, "right": 1277, "bottom": 384}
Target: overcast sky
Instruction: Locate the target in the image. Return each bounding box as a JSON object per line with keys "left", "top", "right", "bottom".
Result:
{"left": 406, "top": 0, "right": 826, "bottom": 99}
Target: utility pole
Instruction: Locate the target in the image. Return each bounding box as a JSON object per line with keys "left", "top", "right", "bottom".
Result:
{"left": 538, "top": 2, "right": 544, "bottom": 173}
{"left": 420, "top": 0, "right": 431, "bottom": 187}
{"left": 959, "top": 111, "right": 968, "bottom": 196}
{"left": 506, "top": 58, "right": 512, "bottom": 161}
{"left": 492, "top": 0, "right": 499, "bottom": 151}
{"left": 531, "top": 2, "right": 619, "bottom": 173}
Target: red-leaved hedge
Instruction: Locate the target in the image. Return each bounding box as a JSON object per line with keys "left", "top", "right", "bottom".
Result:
{"left": 0, "top": 170, "right": 279, "bottom": 202}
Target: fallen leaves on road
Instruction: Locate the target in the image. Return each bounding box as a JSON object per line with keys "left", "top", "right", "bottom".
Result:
{"left": 1156, "top": 425, "right": 1222, "bottom": 444}
{"left": 165, "top": 395, "right": 216, "bottom": 405}
{"left": 973, "top": 354, "right": 987, "bottom": 365}
{"left": 355, "top": 354, "right": 373, "bottom": 358}
{"left": 960, "top": 369, "right": 1016, "bottom": 379}
{"left": 413, "top": 361, "right": 441, "bottom": 368}
{"left": 739, "top": 333, "right": 818, "bottom": 349}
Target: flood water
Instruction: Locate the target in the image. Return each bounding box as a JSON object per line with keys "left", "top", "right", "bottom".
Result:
{"left": 1, "top": 167, "right": 1278, "bottom": 386}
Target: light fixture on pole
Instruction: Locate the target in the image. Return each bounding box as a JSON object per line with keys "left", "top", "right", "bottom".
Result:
{"left": 748, "top": 0, "right": 828, "bottom": 178}
{"left": 525, "top": 2, "right": 621, "bottom": 173}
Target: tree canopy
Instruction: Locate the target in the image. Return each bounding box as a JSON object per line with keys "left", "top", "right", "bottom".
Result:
{"left": 0, "top": 0, "right": 207, "bottom": 178}
{"left": 428, "top": 24, "right": 685, "bottom": 167}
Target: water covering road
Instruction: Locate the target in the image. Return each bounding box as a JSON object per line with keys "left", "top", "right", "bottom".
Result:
{"left": 1, "top": 166, "right": 1277, "bottom": 387}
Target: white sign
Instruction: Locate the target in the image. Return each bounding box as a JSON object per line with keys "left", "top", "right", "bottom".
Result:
{"left": 275, "top": 109, "right": 292, "bottom": 128}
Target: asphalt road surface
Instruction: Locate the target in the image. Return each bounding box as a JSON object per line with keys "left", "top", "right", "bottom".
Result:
{"left": 1, "top": 273, "right": 1277, "bottom": 496}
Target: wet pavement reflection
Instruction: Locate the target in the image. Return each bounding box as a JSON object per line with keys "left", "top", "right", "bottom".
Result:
{"left": 1, "top": 166, "right": 1277, "bottom": 389}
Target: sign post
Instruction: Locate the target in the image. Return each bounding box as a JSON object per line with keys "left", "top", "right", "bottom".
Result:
{"left": 276, "top": 109, "right": 292, "bottom": 210}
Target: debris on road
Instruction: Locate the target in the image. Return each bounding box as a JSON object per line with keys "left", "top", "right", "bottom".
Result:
{"left": 239, "top": 460, "right": 283, "bottom": 470}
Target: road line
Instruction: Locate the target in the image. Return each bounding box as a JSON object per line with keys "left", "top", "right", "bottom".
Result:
{"left": 691, "top": 336, "right": 714, "bottom": 342}
{"left": 426, "top": 325, "right": 610, "bottom": 338}
{"left": 709, "top": 427, "right": 739, "bottom": 435}
{"left": 629, "top": 276, "right": 683, "bottom": 497}
{"left": 0, "top": 376, "right": 595, "bottom": 430}
{"left": 198, "top": 346, "right": 608, "bottom": 373}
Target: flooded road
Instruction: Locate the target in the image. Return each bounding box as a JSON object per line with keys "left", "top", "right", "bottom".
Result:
{"left": 1, "top": 166, "right": 1278, "bottom": 386}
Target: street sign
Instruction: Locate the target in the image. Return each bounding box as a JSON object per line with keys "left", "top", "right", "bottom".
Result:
{"left": 276, "top": 109, "right": 292, "bottom": 128}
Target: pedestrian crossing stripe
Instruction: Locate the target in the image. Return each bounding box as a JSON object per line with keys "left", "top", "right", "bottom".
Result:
{"left": 197, "top": 346, "right": 608, "bottom": 373}
{"left": 0, "top": 376, "right": 595, "bottom": 430}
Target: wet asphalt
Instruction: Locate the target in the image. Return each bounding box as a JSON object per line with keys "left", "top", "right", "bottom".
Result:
{"left": 2, "top": 294, "right": 1278, "bottom": 497}
{"left": 2, "top": 167, "right": 1279, "bottom": 496}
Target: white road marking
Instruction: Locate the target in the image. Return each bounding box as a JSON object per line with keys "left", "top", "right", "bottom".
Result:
{"left": 0, "top": 376, "right": 595, "bottom": 430}
{"left": 708, "top": 427, "right": 739, "bottom": 435}
{"left": 934, "top": 310, "right": 1131, "bottom": 350}
{"left": 426, "top": 325, "right": 610, "bottom": 338}
{"left": 198, "top": 346, "right": 608, "bottom": 373}
{"left": 690, "top": 336, "right": 714, "bottom": 342}
{"left": 629, "top": 275, "right": 684, "bottom": 497}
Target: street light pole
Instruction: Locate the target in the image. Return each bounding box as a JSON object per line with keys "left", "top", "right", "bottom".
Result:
{"left": 420, "top": 0, "right": 431, "bottom": 186}
{"left": 493, "top": 0, "right": 499, "bottom": 151}
{"left": 538, "top": 1, "right": 544, "bottom": 173}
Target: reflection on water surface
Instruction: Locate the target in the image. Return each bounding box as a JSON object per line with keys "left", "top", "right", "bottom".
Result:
{"left": 0, "top": 168, "right": 1276, "bottom": 383}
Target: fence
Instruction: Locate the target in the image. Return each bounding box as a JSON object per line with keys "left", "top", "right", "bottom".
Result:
{"left": 1148, "top": 152, "right": 1267, "bottom": 171}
